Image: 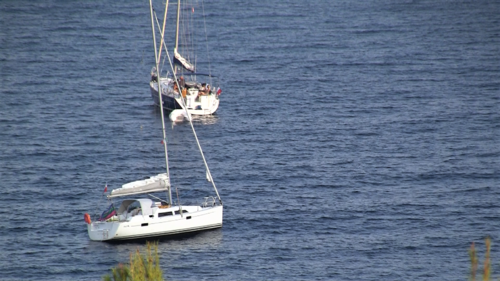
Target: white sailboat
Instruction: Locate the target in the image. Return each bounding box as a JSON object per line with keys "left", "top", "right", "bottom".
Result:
{"left": 84, "top": 0, "right": 223, "bottom": 241}
{"left": 149, "top": 0, "right": 221, "bottom": 120}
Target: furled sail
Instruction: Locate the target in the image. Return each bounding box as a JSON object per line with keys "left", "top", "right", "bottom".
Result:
{"left": 108, "top": 173, "right": 170, "bottom": 198}
{"left": 174, "top": 49, "right": 195, "bottom": 72}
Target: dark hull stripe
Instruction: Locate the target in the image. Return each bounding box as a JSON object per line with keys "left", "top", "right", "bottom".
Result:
{"left": 150, "top": 87, "right": 182, "bottom": 110}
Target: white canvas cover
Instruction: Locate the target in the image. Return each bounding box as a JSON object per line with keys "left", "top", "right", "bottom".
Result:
{"left": 108, "top": 173, "right": 170, "bottom": 198}
{"left": 174, "top": 49, "right": 195, "bottom": 72}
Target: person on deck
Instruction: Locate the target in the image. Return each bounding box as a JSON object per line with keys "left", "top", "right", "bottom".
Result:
{"left": 199, "top": 83, "right": 210, "bottom": 96}
{"left": 151, "top": 68, "right": 158, "bottom": 82}
{"left": 199, "top": 83, "right": 207, "bottom": 95}
{"left": 178, "top": 76, "right": 185, "bottom": 89}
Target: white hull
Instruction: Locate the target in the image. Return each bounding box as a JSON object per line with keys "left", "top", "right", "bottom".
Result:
{"left": 182, "top": 96, "right": 220, "bottom": 116}
{"left": 88, "top": 205, "right": 223, "bottom": 241}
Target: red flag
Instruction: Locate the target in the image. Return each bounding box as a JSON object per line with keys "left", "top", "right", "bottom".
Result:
{"left": 103, "top": 185, "right": 107, "bottom": 193}
{"left": 217, "top": 88, "right": 222, "bottom": 95}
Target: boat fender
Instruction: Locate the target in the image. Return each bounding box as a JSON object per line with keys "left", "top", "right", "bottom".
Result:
{"left": 84, "top": 213, "right": 92, "bottom": 224}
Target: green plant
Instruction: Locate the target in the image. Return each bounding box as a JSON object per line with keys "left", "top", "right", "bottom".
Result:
{"left": 103, "top": 242, "right": 164, "bottom": 281}
{"left": 103, "top": 263, "right": 130, "bottom": 281}
{"left": 469, "top": 236, "right": 491, "bottom": 281}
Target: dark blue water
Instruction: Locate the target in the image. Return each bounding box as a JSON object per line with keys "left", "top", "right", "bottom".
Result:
{"left": 1, "top": 0, "right": 499, "bottom": 280}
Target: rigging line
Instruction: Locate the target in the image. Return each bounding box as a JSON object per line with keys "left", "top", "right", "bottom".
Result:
{"left": 200, "top": 0, "right": 213, "bottom": 84}
{"left": 148, "top": 193, "right": 170, "bottom": 204}
{"left": 184, "top": 3, "right": 190, "bottom": 66}
{"left": 180, "top": 1, "right": 191, "bottom": 64}
{"left": 185, "top": 1, "right": 197, "bottom": 68}
{"left": 153, "top": 14, "right": 222, "bottom": 206}
{"left": 189, "top": 1, "right": 196, "bottom": 69}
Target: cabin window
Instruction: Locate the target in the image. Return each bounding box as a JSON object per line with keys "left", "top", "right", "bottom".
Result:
{"left": 174, "top": 210, "right": 189, "bottom": 215}
{"left": 158, "top": 212, "right": 173, "bottom": 217}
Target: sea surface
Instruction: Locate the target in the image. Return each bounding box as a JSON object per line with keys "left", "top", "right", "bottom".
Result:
{"left": 1, "top": 0, "right": 500, "bottom": 280}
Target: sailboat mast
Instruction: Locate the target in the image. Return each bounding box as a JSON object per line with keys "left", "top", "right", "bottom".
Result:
{"left": 174, "top": 0, "right": 181, "bottom": 74}
{"left": 149, "top": 0, "right": 173, "bottom": 204}
{"left": 157, "top": 0, "right": 169, "bottom": 64}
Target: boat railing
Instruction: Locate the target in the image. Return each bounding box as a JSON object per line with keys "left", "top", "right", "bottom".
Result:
{"left": 202, "top": 196, "right": 216, "bottom": 208}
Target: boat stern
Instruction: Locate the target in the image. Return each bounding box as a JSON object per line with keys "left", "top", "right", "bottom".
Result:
{"left": 87, "top": 221, "right": 118, "bottom": 241}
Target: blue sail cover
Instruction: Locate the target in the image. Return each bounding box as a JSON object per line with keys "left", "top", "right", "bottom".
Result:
{"left": 174, "top": 49, "right": 195, "bottom": 72}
